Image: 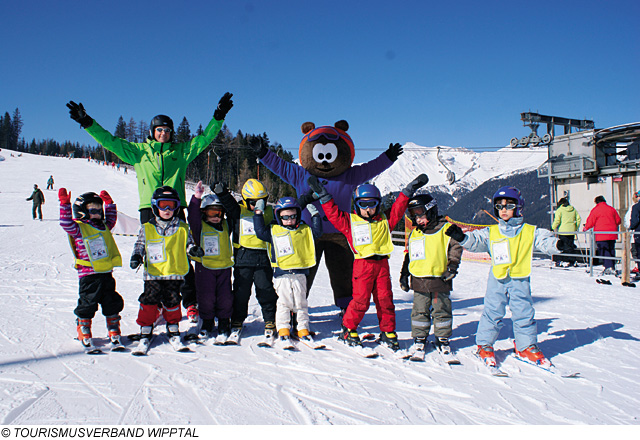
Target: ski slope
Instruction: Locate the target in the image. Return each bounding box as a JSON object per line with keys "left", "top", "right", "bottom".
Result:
{"left": 0, "top": 152, "right": 639, "bottom": 426}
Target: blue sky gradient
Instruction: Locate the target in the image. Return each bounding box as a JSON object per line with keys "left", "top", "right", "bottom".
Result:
{"left": 2, "top": 0, "right": 638, "bottom": 162}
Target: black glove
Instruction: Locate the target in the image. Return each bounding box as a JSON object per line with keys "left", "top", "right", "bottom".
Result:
{"left": 211, "top": 182, "right": 228, "bottom": 195}
{"left": 213, "top": 92, "right": 234, "bottom": 121}
{"left": 130, "top": 254, "right": 143, "bottom": 270}
{"left": 556, "top": 239, "right": 576, "bottom": 252}
{"left": 66, "top": 101, "right": 93, "bottom": 128}
{"left": 402, "top": 173, "right": 429, "bottom": 197}
{"left": 440, "top": 267, "right": 457, "bottom": 282}
{"left": 399, "top": 273, "right": 410, "bottom": 292}
{"left": 188, "top": 246, "right": 205, "bottom": 258}
{"left": 307, "top": 176, "right": 332, "bottom": 204}
{"left": 252, "top": 139, "right": 269, "bottom": 159}
{"left": 385, "top": 143, "right": 404, "bottom": 161}
{"left": 445, "top": 224, "right": 466, "bottom": 243}
{"left": 297, "top": 189, "right": 318, "bottom": 209}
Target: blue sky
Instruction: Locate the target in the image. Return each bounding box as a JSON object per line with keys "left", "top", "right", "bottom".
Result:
{"left": 2, "top": 0, "right": 638, "bottom": 163}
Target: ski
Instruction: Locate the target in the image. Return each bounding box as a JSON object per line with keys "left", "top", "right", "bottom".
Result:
{"left": 80, "top": 338, "right": 102, "bottom": 355}
{"left": 297, "top": 334, "right": 326, "bottom": 350}
{"left": 512, "top": 355, "right": 580, "bottom": 378}
{"left": 475, "top": 352, "right": 509, "bottom": 377}
{"left": 168, "top": 334, "right": 192, "bottom": 352}
{"left": 434, "top": 342, "right": 461, "bottom": 365}
{"left": 277, "top": 335, "right": 295, "bottom": 351}
{"left": 257, "top": 329, "right": 276, "bottom": 348}
{"left": 214, "top": 332, "right": 229, "bottom": 345}
{"left": 374, "top": 338, "right": 412, "bottom": 360}
{"left": 131, "top": 337, "right": 152, "bottom": 356}
{"left": 109, "top": 335, "right": 126, "bottom": 352}
{"left": 409, "top": 342, "right": 428, "bottom": 362}
{"left": 225, "top": 327, "right": 242, "bottom": 345}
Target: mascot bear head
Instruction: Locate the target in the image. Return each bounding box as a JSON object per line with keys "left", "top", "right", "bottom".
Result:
{"left": 299, "top": 120, "right": 355, "bottom": 178}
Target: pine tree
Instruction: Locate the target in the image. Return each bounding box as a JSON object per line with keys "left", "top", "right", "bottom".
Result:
{"left": 10, "top": 108, "right": 23, "bottom": 149}
{"left": 175, "top": 117, "right": 191, "bottom": 143}
{"left": 138, "top": 119, "right": 149, "bottom": 142}
{"left": 1, "top": 112, "right": 11, "bottom": 149}
{"left": 114, "top": 116, "right": 126, "bottom": 139}
{"left": 126, "top": 117, "right": 138, "bottom": 142}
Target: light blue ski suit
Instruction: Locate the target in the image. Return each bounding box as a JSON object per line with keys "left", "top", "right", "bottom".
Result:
{"left": 461, "top": 217, "right": 559, "bottom": 351}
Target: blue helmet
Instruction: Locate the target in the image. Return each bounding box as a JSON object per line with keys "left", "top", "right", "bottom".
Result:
{"left": 492, "top": 186, "right": 524, "bottom": 217}
{"left": 353, "top": 183, "right": 382, "bottom": 216}
{"left": 274, "top": 197, "right": 301, "bottom": 228}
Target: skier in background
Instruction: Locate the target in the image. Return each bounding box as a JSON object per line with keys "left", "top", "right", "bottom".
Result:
{"left": 26, "top": 184, "right": 45, "bottom": 220}
{"left": 46, "top": 175, "right": 54, "bottom": 190}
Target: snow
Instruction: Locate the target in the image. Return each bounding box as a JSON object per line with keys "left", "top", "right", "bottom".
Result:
{"left": 1, "top": 152, "right": 640, "bottom": 428}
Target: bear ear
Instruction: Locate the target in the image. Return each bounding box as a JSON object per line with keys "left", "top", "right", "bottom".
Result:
{"left": 301, "top": 122, "right": 315, "bottom": 134}
{"left": 334, "top": 120, "right": 349, "bottom": 132}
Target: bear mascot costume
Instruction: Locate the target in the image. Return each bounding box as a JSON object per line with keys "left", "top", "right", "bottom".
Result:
{"left": 255, "top": 120, "right": 403, "bottom": 314}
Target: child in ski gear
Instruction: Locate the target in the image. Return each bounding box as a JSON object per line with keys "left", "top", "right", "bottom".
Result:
{"left": 130, "top": 186, "right": 203, "bottom": 342}
{"left": 445, "top": 186, "right": 561, "bottom": 367}
{"left": 67, "top": 93, "right": 233, "bottom": 321}
{"left": 583, "top": 195, "right": 621, "bottom": 275}
{"left": 27, "top": 184, "right": 45, "bottom": 220}
{"left": 253, "top": 196, "right": 322, "bottom": 345}
{"left": 59, "top": 188, "right": 124, "bottom": 348}
{"left": 187, "top": 181, "right": 234, "bottom": 340}
{"left": 308, "top": 174, "right": 429, "bottom": 348}
{"left": 399, "top": 193, "right": 462, "bottom": 355}
{"left": 213, "top": 179, "right": 279, "bottom": 339}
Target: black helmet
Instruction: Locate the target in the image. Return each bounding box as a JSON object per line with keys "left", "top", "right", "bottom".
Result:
{"left": 73, "top": 192, "right": 103, "bottom": 220}
{"left": 151, "top": 186, "right": 180, "bottom": 218}
{"left": 149, "top": 114, "right": 174, "bottom": 142}
{"left": 406, "top": 193, "right": 438, "bottom": 227}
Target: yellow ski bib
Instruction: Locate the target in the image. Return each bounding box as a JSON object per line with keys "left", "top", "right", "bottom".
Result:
{"left": 191, "top": 220, "right": 234, "bottom": 269}
{"left": 144, "top": 221, "right": 190, "bottom": 277}
{"left": 349, "top": 213, "right": 394, "bottom": 259}
{"left": 69, "top": 221, "right": 122, "bottom": 273}
{"left": 489, "top": 223, "right": 536, "bottom": 279}
{"left": 236, "top": 205, "right": 274, "bottom": 250}
{"left": 268, "top": 224, "right": 316, "bottom": 270}
{"left": 408, "top": 223, "right": 452, "bottom": 277}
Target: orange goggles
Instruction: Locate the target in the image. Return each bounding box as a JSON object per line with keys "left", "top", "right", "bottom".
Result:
{"left": 203, "top": 206, "right": 224, "bottom": 217}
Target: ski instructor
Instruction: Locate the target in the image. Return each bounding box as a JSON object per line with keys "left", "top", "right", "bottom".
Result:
{"left": 66, "top": 92, "right": 234, "bottom": 322}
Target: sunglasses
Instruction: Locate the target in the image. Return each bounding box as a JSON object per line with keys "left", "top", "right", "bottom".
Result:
{"left": 155, "top": 127, "right": 172, "bottom": 133}
{"left": 155, "top": 199, "right": 179, "bottom": 211}
{"left": 495, "top": 203, "right": 517, "bottom": 211}
{"left": 356, "top": 199, "right": 380, "bottom": 209}
{"left": 280, "top": 214, "right": 298, "bottom": 221}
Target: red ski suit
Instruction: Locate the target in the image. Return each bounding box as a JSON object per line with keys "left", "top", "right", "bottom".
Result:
{"left": 321, "top": 193, "right": 409, "bottom": 332}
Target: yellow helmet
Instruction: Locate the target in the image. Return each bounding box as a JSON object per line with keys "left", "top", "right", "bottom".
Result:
{"left": 241, "top": 178, "right": 268, "bottom": 200}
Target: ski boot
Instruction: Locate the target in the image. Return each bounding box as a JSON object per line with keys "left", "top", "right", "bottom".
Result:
{"left": 435, "top": 337, "right": 451, "bottom": 355}
{"left": 186, "top": 305, "right": 199, "bottom": 323}
{"left": 378, "top": 331, "right": 400, "bottom": 351}
{"left": 278, "top": 328, "right": 294, "bottom": 349}
{"left": 76, "top": 318, "right": 93, "bottom": 347}
{"left": 340, "top": 326, "right": 362, "bottom": 347}
{"left": 214, "top": 318, "right": 231, "bottom": 345}
{"left": 106, "top": 314, "right": 124, "bottom": 350}
{"left": 410, "top": 337, "right": 427, "bottom": 361}
{"left": 166, "top": 323, "right": 181, "bottom": 338}
{"left": 514, "top": 343, "right": 552, "bottom": 368}
{"left": 476, "top": 344, "right": 497, "bottom": 367}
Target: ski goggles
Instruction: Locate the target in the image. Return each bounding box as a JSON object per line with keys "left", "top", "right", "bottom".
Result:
{"left": 155, "top": 127, "right": 172, "bottom": 133}
{"left": 408, "top": 206, "right": 427, "bottom": 218}
{"left": 87, "top": 208, "right": 103, "bottom": 215}
{"left": 203, "top": 206, "right": 224, "bottom": 217}
{"left": 154, "top": 199, "right": 179, "bottom": 211}
{"left": 279, "top": 214, "right": 298, "bottom": 221}
{"left": 300, "top": 126, "right": 355, "bottom": 162}
{"left": 355, "top": 199, "right": 380, "bottom": 209}
{"left": 495, "top": 203, "right": 517, "bottom": 211}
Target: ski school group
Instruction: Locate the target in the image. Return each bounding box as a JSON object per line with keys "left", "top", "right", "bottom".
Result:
{"left": 61, "top": 92, "right": 573, "bottom": 374}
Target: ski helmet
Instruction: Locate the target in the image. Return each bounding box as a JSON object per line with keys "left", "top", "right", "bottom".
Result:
{"left": 353, "top": 183, "right": 382, "bottom": 217}
{"left": 274, "top": 197, "right": 302, "bottom": 229}
{"left": 149, "top": 114, "right": 174, "bottom": 142}
{"left": 407, "top": 193, "right": 438, "bottom": 227}
{"left": 200, "top": 194, "right": 225, "bottom": 219}
{"left": 492, "top": 186, "right": 524, "bottom": 218}
{"left": 73, "top": 192, "right": 104, "bottom": 220}
{"left": 151, "top": 186, "right": 181, "bottom": 218}
{"left": 241, "top": 178, "right": 268, "bottom": 206}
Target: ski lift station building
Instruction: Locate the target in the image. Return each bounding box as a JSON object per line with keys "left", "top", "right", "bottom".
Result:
{"left": 523, "top": 112, "right": 640, "bottom": 226}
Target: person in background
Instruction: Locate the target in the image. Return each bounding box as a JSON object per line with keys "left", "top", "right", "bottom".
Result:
{"left": 46, "top": 175, "right": 54, "bottom": 190}
{"left": 26, "top": 184, "right": 45, "bottom": 220}
{"left": 628, "top": 191, "right": 640, "bottom": 276}
{"left": 552, "top": 197, "right": 581, "bottom": 267}
{"left": 584, "top": 196, "right": 621, "bottom": 276}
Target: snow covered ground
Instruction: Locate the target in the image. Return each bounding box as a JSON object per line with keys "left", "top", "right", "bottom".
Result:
{"left": 1, "top": 152, "right": 639, "bottom": 428}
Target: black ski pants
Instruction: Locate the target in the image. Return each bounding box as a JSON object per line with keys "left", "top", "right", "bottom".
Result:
{"left": 231, "top": 265, "right": 278, "bottom": 326}
{"left": 75, "top": 273, "right": 124, "bottom": 319}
